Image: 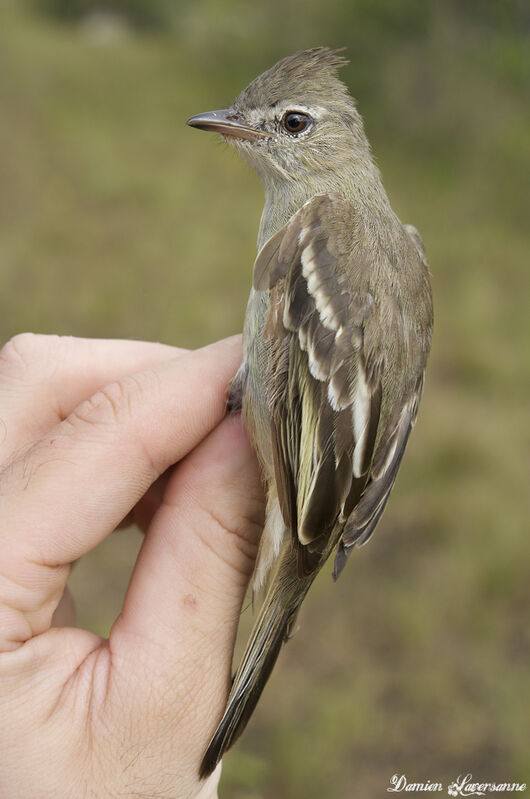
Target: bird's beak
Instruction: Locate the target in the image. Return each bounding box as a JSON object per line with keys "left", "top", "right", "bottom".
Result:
{"left": 186, "top": 109, "right": 271, "bottom": 142}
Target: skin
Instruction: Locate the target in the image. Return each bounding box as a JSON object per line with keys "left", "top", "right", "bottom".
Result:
{"left": 0, "top": 333, "right": 264, "bottom": 799}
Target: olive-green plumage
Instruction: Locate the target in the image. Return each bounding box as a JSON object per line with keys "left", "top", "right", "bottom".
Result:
{"left": 187, "top": 47, "right": 433, "bottom": 778}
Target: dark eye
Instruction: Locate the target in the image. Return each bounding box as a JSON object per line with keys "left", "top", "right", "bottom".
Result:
{"left": 282, "top": 111, "right": 312, "bottom": 134}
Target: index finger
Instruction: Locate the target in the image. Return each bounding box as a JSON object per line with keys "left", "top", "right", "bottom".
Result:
{"left": 0, "top": 335, "right": 187, "bottom": 461}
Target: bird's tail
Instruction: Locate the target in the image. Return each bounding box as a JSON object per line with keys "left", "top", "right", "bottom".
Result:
{"left": 199, "top": 545, "right": 315, "bottom": 778}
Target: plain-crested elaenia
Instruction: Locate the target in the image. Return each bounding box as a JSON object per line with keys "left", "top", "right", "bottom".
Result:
{"left": 187, "top": 47, "right": 433, "bottom": 777}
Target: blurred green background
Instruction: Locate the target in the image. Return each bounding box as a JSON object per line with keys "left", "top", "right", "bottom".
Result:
{"left": 1, "top": 1, "right": 529, "bottom": 796}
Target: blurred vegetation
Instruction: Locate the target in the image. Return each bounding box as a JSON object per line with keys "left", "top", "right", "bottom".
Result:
{"left": 1, "top": 1, "right": 529, "bottom": 796}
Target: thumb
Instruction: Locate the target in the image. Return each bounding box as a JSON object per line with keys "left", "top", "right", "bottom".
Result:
{"left": 108, "top": 413, "right": 264, "bottom": 761}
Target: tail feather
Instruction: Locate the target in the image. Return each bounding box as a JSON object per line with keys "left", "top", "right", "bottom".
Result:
{"left": 199, "top": 548, "right": 314, "bottom": 778}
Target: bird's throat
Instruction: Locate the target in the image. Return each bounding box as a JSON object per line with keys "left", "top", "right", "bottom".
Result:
{"left": 256, "top": 164, "right": 392, "bottom": 252}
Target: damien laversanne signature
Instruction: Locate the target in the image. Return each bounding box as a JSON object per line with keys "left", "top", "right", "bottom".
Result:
{"left": 387, "top": 773, "right": 527, "bottom": 795}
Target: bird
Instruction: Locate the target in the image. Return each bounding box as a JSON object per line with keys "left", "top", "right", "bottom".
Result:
{"left": 187, "top": 47, "right": 433, "bottom": 778}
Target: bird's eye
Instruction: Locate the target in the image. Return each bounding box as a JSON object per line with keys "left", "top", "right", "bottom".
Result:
{"left": 282, "top": 111, "right": 312, "bottom": 135}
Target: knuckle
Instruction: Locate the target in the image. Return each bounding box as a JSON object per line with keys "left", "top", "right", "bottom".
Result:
{"left": 0, "top": 333, "right": 46, "bottom": 377}
{"left": 0, "top": 333, "right": 66, "bottom": 382}
{"left": 199, "top": 502, "right": 263, "bottom": 579}
{"left": 61, "top": 369, "right": 164, "bottom": 475}
{"left": 68, "top": 378, "right": 136, "bottom": 429}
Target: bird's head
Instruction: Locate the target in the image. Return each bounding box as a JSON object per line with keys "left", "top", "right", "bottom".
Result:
{"left": 187, "top": 48, "right": 369, "bottom": 189}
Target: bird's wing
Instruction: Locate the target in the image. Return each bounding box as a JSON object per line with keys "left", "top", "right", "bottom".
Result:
{"left": 332, "top": 221, "right": 430, "bottom": 578}
{"left": 332, "top": 371, "right": 424, "bottom": 579}
{"left": 253, "top": 192, "right": 382, "bottom": 575}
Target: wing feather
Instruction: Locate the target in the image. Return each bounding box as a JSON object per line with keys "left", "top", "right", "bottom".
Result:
{"left": 254, "top": 193, "right": 381, "bottom": 574}
{"left": 333, "top": 373, "right": 425, "bottom": 580}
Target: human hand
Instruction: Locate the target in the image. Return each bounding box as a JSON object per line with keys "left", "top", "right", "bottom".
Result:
{"left": 0, "top": 333, "right": 264, "bottom": 799}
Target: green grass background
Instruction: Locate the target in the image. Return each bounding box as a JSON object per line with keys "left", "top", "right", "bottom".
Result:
{"left": 1, "top": 1, "right": 528, "bottom": 796}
